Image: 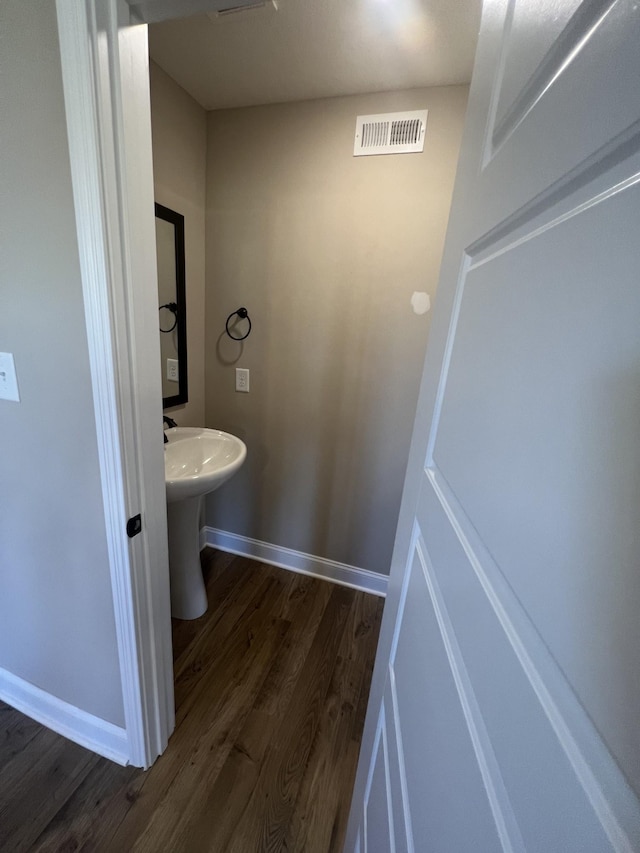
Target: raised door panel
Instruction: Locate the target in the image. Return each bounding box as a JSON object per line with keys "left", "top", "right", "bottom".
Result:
{"left": 364, "top": 720, "right": 394, "bottom": 853}
{"left": 391, "top": 545, "right": 502, "bottom": 852}
{"left": 383, "top": 679, "right": 412, "bottom": 853}
{"left": 417, "top": 482, "right": 618, "bottom": 851}
{"left": 431, "top": 174, "right": 640, "bottom": 798}
{"left": 492, "top": 0, "right": 583, "bottom": 130}
{"left": 466, "top": 0, "right": 640, "bottom": 241}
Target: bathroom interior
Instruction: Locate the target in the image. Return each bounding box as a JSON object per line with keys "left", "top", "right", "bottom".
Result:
{"left": 0, "top": 0, "right": 480, "bottom": 848}
{"left": 150, "top": 0, "right": 478, "bottom": 838}
{"left": 5, "top": 2, "right": 640, "bottom": 849}
{"left": 153, "top": 0, "right": 476, "bottom": 601}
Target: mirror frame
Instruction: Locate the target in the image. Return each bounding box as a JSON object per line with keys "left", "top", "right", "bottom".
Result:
{"left": 155, "top": 202, "right": 188, "bottom": 409}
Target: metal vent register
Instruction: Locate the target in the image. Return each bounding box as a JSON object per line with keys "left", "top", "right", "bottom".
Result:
{"left": 353, "top": 110, "right": 428, "bottom": 156}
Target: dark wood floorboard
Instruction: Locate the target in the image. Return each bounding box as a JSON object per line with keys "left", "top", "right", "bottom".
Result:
{"left": 0, "top": 550, "right": 384, "bottom": 852}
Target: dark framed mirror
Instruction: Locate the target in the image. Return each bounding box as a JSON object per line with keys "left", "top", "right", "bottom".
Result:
{"left": 155, "top": 202, "right": 188, "bottom": 409}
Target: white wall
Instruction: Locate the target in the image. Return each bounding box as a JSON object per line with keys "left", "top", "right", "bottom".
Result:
{"left": 0, "top": 0, "right": 124, "bottom": 727}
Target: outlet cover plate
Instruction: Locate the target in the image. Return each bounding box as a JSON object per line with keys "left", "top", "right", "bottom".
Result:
{"left": 167, "top": 358, "right": 179, "bottom": 382}
{"left": 236, "top": 367, "right": 250, "bottom": 392}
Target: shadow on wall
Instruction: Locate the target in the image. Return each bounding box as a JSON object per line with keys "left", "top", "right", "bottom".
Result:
{"left": 216, "top": 331, "right": 245, "bottom": 366}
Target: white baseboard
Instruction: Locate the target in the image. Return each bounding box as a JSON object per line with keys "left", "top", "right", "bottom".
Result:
{"left": 201, "top": 526, "right": 388, "bottom": 598}
{"left": 0, "top": 666, "right": 129, "bottom": 765}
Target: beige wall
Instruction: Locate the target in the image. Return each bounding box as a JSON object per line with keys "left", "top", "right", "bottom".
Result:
{"left": 0, "top": 0, "right": 124, "bottom": 725}
{"left": 150, "top": 61, "right": 207, "bottom": 425}
{"left": 205, "top": 87, "right": 468, "bottom": 575}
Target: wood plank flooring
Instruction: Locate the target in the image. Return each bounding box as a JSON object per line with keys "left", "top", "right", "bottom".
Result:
{"left": 0, "top": 550, "right": 384, "bottom": 852}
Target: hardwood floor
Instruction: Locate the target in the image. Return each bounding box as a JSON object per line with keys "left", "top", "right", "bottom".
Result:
{"left": 0, "top": 550, "right": 384, "bottom": 852}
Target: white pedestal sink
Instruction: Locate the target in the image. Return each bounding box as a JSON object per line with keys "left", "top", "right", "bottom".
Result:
{"left": 164, "top": 427, "right": 246, "bottom": 620}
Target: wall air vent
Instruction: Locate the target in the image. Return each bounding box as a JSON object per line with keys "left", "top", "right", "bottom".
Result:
{"left": 353, "top": 110, "right": 428, "bottom": 157}
{"left": 209, "top": 0, "right": 278, "bottom": 19}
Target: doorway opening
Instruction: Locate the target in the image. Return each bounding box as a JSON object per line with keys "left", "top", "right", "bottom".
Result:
{"left": 142, "top": 1, "right": 479, "bottom": 843}
{"left": 52, "top": 0, "right": 479, "bottom": 845}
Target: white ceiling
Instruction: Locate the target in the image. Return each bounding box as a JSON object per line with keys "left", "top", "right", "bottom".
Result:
{"left": 148, "top": 0, "right": 482, "bottom": 111}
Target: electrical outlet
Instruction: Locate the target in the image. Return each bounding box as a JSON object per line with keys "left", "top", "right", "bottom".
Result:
{"left": 236, "top": 367, "right": 250, "bottom": 392}
{"left": 0, "top": 352, "right": 20, "bottom": 402}
{"left": 167, "top": 358, "right": 179, "bottom": 382}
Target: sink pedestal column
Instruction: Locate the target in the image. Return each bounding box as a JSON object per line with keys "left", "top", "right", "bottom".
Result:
{"left": 166, "top": 495, "right": 208, "bottom": 620}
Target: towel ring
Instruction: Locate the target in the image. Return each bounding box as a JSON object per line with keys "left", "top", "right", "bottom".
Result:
{"left": 225, "top": 306, "right": 252, "bottom": 341}
{"left": 159, "top": 302, "right": 178, "bottom": 333}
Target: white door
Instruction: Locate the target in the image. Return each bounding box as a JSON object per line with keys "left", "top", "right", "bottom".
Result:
{"left": 345, "top": 1, "right": 640, "bottom": 850}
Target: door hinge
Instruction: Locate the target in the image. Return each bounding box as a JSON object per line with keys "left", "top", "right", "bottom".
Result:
{"left": 126, "top": 513, "right": 142, "bottom": 538}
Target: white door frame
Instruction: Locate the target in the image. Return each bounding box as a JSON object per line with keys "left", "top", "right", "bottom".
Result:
{"left": 55, "top": 0, "right": 174, "bottom": 768}
{"left": 55, "top": 0, "right": 284, "bottom": 773}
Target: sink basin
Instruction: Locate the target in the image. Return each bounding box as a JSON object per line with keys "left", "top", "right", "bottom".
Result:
{"left": 164, "top": 427, "right": 246, "bottom": 504}
{"left": 163, "top": 426, "right": 246, "bottom": 620}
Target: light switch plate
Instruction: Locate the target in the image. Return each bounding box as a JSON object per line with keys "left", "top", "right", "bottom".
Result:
{"left": 0, "top": 352, "right": 20, "bottom": 402}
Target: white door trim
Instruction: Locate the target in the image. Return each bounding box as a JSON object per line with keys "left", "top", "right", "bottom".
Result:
{"left": 55, "top": 0, "right": 174, "bottom": 768}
